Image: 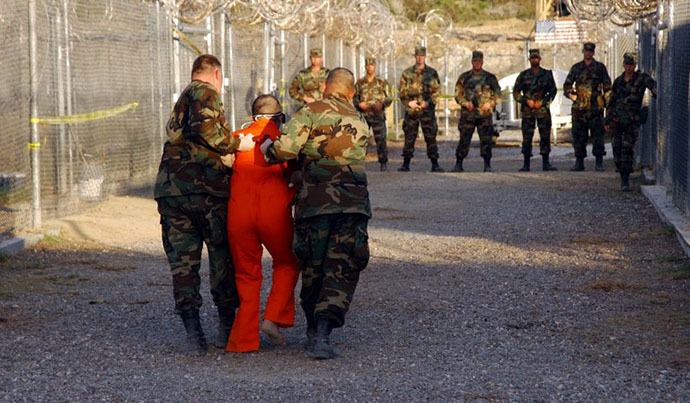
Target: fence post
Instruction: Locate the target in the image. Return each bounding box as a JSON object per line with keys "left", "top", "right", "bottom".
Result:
{"left": 263, "top": 22, "right": 271, "bottom": 94}
{"left": 63, "top": 1, "right": 74, "bottom": 194}
{"left": 28, "top": 0, "right": 41, "bottom": 228}
{"left": 227, "top": 22, "right": 237, "bottom": 131}
{"left": 55, "top": 3, "right": 67, "bottom": 194}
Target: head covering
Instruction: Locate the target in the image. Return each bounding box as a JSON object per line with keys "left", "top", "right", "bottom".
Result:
{"left": 414, "top": 46, "right": 426, "bottom": 56}
{"left": 529, "top": 49, "right": 541, "bottom": 59}
{"left": 472, "top": 50, "right": 484, "bottom": 61}
{"left": 310, "top": 48, "right": 323, "bottom": 57}
{"left": 623, "top": 52, "right": 637, "bottom": 65}
{"left": 365, "top": 57, "right": 376, "bottom": 65}
{"left": 583, "top": 42, "right": 596, "bottom": 51}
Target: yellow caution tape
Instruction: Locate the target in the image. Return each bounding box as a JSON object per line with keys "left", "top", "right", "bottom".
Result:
{"left": 30, "top": 102, "right": 139, "bottom": 125}
{"left": 27, "top": 142, "right": 40, "bottom": 150}
{"left": 173, "top": 27, "right": 203, "bottom": 56}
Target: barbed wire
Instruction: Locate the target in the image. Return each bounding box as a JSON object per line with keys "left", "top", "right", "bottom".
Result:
{"left": 566, "top": 0, "right": 658, "bottom": 24}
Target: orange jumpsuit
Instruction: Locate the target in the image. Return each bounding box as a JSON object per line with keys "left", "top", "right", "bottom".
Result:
{"left": 226, "top": 119, "right": 300, "bottom": 352}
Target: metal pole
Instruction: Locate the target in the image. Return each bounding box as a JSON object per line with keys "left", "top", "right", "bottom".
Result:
{"left": 63, "top": 1, "right": 74, "bottom": 194}
{"left": 280, "top": 30, "right": 287, "bottom": 110}
{"left": 444, "top": 46, "right": 449, "bottom": 137}
{"left": 303, "top": 33, "right": 309, "bottom": 68}
{"left": 173, "top": 18, "right": 181, "bottom": 102}
{"left": 321, "top": 34, "right": 326, "bottom": 66}
{"left": 219, "top": 12, "right": 226, "bottom": 101}
{"left": 392, "top": 45, "right": 400, "bottom": 139}
{"left": 206, "top": 15, "right": 213, "bottom": 54}
{"left": 29, "top": 0, "right": 41, "bottom": 228}
{"left": 337, "top": 38, "right": 343, "bottom": 67}
{"left": 263, "top": 22, "right": 271, "bottom": 93}
{"left": 228, "top": 22, "right": 237, "bottom": 131}
{"left": 156, "top": 1, "right": 165, "bottom": 151}
{"left": 55, "top": 4, "right": 66, "bottom": 194}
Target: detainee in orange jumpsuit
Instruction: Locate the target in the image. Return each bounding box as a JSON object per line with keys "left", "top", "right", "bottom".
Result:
{"left": 226, "top": 95, "right": 300, "bottom": 353}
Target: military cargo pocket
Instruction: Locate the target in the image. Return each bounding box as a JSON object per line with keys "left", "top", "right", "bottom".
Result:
{"left": 293, "top": 225, "right": 312, "bottom": 263}
{"left": 345, "top": 225, "right": 370, "bottom": 276}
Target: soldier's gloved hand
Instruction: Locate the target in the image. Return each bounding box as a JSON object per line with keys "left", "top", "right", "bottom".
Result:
{"left": 220, "top": 153, "right": 236, "bottom": 168}
{"left": 259, "top": 138, "right": 274, "bottom": 155}
{"left": 408, "top": 100, "right": 420, "bottom": 109}
{"left": 238, "top": 134, "right": 255, "bottom": 152}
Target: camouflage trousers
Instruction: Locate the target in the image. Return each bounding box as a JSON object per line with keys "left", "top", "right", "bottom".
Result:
{"left": 521, "top": 114, "right": 552, "bottom": 157}
{"left": 457, "top": 114, "right": 494, "bottom": 159}
{"left": 402, "top": 110, "right": 439, "bottom": 160}
{"left": 157, "top": 194, "right": 238, "bottom": 313}
{"left": 611, "top": 123, "right": 639, "bottom": 173}
{"left": 364, "top": 115, "right": 388, "bottom": 163}
{"left": 572, "top": 109, "right": 606, "bottom": 158}
{"left": 294, "top": 213, "right": 370, "bottom": 328}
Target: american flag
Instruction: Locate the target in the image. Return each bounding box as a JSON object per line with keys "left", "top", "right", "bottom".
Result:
{"left": 535, "top": 19, "right": 587, "bottom": 43}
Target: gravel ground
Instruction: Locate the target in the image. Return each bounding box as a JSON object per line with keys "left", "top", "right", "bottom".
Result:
{"left": 1, "top": 136, "right": 689, "bottom": 402}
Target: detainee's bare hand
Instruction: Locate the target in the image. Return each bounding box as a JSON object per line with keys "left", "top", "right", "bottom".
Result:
{"left": 237, "top": 134, "right": 255, "bottom": 152}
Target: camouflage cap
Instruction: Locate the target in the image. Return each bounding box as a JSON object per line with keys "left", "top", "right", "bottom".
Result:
{"left": 529, "top": 49, "right": 541, "bottom": 59}
{"left": 472, "top": 50, "right": 483, "bottom": 61}
{"left": 583, "top": 42, "right": 596, "bottom": 51}
{"left": 414, "top": 46, "right": 426, "bottom": 56}
{"left": 310, "top": 48, "right": 323, "bottom": 57}
{"left": 623, "top": 52, "right": 637, "bottom": 65}
{"left": 365, "top": 56, "right": 376, "bottom": 65}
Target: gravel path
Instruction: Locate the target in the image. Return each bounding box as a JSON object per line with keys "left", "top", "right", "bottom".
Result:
{"left": 1, "top": 137, "right": 689, "bottom": 402}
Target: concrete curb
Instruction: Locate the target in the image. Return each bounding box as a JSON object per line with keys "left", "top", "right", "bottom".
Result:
{"left": 0, "top": 228, "right": 61, "bottom": 256}
{"left": 641, "top": 185, "right": 690, "bottom": 258}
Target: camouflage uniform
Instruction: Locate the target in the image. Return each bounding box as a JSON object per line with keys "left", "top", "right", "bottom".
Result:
{"left": 265, "top": 92, "right": 372, "bottom": 328}
{"left": 513, "top": 65, "right": 557, "bottom": 157}
{"left": 563, "top": 54, "right": 612, "bottom": 159}
{"left": 289, "top": 50, "right": 330, "bottom": 106}
{"left": 154, "top": 80, "right": 240, "bottom": 313}
{"left": 455, "top": 66, "right": 501, "bottom": 159}
{"left": 354, "top": 66, "right": 392, "bottom": 164}
{"left": 605, "top": 68, "right": 656, "bottom": 174}
{"left": 399, "top": 63, "right": 441, "bottom": 160}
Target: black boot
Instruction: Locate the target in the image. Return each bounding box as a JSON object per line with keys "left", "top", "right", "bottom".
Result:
{"left": 180, "top": 309, "right": 208, "bottom": 356}
{"left": 451, "top": 157, "right": 464, "bottom": 172}
{"left": 519, "top": 155, "right": 530, "bottom": 172}
{"left": 620, "top": 172, "right": 630, "bottom": 192}
{"left": 430, "top": 158, "right": 444, "bottom": 172}
{"left": 542, "top": 154, "right": 557, "bottom": 171}
{"left": 215, "top": 306, "right": 235, "bottom": 349}
{"left": 595, "top": 155, "right": 605, "bottom": 171}
{"left": 304, "top": 313, "right": 317, "bottom": 351}
{"left": 570, "top": 157, "right": 585, "bottom": 171}
{"left": 397, "top": 157, "right": 410, "bottom": 172}
{"left": 313, "top": 318, "right": 340, "bottom": 359}
{"left": 483, "top": 157, "right": 492, "bottom": 172}
{"left": 380, "top": 162, "right": 387, "bottom": 172}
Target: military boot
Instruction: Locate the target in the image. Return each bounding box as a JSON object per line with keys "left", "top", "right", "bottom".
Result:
{"left": 214, "top": 306, "right": 235, "bottom": 349}
{"left": 397, "top": 157, "right": 410, "bottom": 172}
{"left": 430, "top": 158, "right": 444, "bottom": 173}
{"left": 542, "top": 154, "right": 557, "bottom": 171}
{"left": 304, "top": 313, "right": 317, "bottom": 351}
{"left": 570, "top": 157, "right": 585, "bottom": 171}
{"left": 483, "top": 157, "right": 493, "bottom": 172}
{"left": 595, "top": 155, "right": 605, "bottom": 171}
{"left": 312, "top": 318, "right": 340, "bottom": 359}
{"left": 380, "top": 162, "right": 387, "bottom": 172}
{"left": 451, "top": 157, "right": 464, "bottom": 172}
{"left": 620, "top": 172, "right": 631, "bottom": 192}
{"left": 519, "top": 155, "right": 530, "bottom": 172}
{"left": 180, "top": 309, "right": 208, "bottom": 356}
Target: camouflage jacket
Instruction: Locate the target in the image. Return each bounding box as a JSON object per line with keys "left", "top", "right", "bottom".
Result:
{"left": 154, "top": 80, "right": 239, "bottom": 199}
{"left": 289, "top": 67, "right": 331, "bottom": 104}
{"left": 605, "top": 71, "right": 656, "bottom": 126}
{"left": 512, "top": 67, "right": 557, "bottom": 118}
{"left": 353, "top": 75, "right": 392, "bottom": 118}
{"left": 563, "top": 59, "right": 612, "bottom": 111}
{"left": 265, "top": 92, "right": 372, "bottom": 220}
{"left": 399, "top": 64, "right": 440, "bottom": 115}
{"left": 455, "top": 69, "right": 501, "bottom": 118}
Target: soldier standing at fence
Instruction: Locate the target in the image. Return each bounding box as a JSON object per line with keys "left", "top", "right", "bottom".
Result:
{"left": 398, "top": 46, "right": 444, "bottom": 172}
{"left": 605, "top": 52, "right": 657, "bottom": 191}
{"left": 354, "top": 56, "right": 392, "bottom": 171}
{"left": 289, "top": 48, "right": 330, "bottom": 106}
{"left": 154, "top": 55, "right": 254, "bottom": 355}
{"left": 453, "top": 50, "right": 501, "bottom": 172}
{"left": 261, "top": 68, "right": 372, "bottom": 359}
{"left": 513, "top": 49, "right": 558, "bottom": 172}
{"left": 563, "top": 42, "right": 612, "bottom": 172}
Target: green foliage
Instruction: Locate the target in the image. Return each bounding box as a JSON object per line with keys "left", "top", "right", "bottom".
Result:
{"left": 400, "top": 0, "right": 535, "bottom": 23}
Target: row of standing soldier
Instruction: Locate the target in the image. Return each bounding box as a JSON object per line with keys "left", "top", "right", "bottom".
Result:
{"left": 290, "top": 43, "right": 657, "bottom": 191}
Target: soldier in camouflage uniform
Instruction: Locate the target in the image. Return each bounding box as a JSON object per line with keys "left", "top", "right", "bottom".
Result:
{"left": 513, "top": 49, "right": 558, "bottom": 172}
{"left": 262, "top": 68, "right": 371, "bottom": 359}
{"left": 398, "top": 46, "right": 444, "bottom": 172}
{"left": 564, "top": 42, "right": 612, "bottom": 171}
{"left": 354, "top": 56, "right": 392, "bottom": 171}
{"left": 605, "top": 52, "right": 657, "bottom": 191}
{"left": 453, "top": 50, "right": 501, "bottom": 172}
{"left": 154, "top": 55, "right": 253, "bottom": 355}
{"left": 289, "top": 48, "right": 330, "bottom": 106}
